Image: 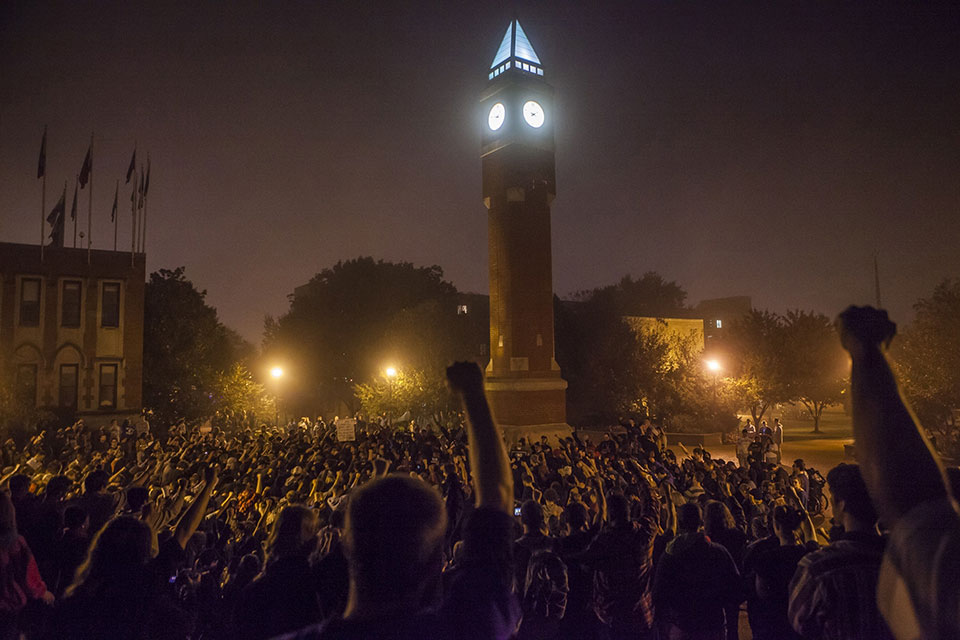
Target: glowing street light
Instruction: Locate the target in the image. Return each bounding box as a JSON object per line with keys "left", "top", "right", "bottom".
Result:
{"left": 385, "top": 366, "right": 397, "bottom": 378}
{"left": 705, "top": 359, "right": 721, "bottom": 403}
{"left": 270, "top": 366, "right": 284, "bottom": 425}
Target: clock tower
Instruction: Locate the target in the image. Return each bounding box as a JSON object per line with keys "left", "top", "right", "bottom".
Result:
{"left": 480, "top": 20, "right": 569, "bottom": 441}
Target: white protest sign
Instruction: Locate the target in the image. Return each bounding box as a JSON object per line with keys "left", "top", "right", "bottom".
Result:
{"left": 336, "top": 418, "right": 357, "bottom": 442}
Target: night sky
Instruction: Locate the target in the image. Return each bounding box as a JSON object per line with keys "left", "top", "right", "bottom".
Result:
{"left": 2, "top": 1, "right": 959, "bottom": 341}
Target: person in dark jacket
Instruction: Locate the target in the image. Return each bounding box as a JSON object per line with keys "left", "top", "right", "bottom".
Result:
{"left": 653, "top": 502, "right": 744, "bottom": 640}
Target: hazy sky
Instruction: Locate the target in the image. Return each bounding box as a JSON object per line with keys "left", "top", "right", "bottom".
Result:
{"left": 2, "top": 1, "right": 958, "bottom": 341}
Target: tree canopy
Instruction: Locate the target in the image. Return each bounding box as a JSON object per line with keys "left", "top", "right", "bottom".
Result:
{"left": 894, "top": 279, "right": 960, "bottom": 433}
{"left": 143, "top": 267, "right": 246, "bottom": 426}
{"left": 264, "top": 258, "right": 484, "bottom": 416}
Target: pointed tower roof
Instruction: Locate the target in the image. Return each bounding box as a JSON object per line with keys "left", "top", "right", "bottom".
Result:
{"left": 488, "top": 19, "right": 543, "bottom": 80}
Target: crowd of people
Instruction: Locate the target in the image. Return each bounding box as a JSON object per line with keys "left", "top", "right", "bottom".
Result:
{"left": 0, "top": 306, "right": 954, "bottom": 639}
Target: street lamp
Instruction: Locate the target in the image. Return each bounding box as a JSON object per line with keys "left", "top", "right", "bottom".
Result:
{"left": 384, "top": 366, "right": 397, "bottom": 426}
{"left": 705, "top": 359, "right": 721, "bottom": 402}
{"left": 270, "top": 366, "right": 284, "bottom": 426}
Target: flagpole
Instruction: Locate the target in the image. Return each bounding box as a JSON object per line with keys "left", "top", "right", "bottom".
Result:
{"left": 39, "top": 125, "right": 47, "bottom": 262}
{"left": 73, "top": 176, "right": 78, "bottom": 248}
{"left": 131, "top": 165, "right": 137, "bottom": 267}
{"left": 87, "top": 132, "right": 93, "bottom": 264}
{"left": 40, "top": 170, "right": 46, "bottom": 262}
{"left": 113, "top": 180, "right": 119, "bottom": 251}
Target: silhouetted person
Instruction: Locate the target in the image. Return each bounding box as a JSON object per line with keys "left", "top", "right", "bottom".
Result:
{"left": 653, "top": 502, "right": 744, "bottom": 640}
{"left": 280, "top": 361, "right": 519, "bottom": 639}
{"left": 788, "top": 463, "right": 894, "bottom": 639}
{"left": 0, "top": 493, "right": 54, "bottom": 640}
{"left": 46, "top": 467, "right": 218, "bottom": 640}
{"left": 836, "top": 306, "right": 958, "bottom": 638}
{"left": 236, "top": 505, "right": 321, "bottom": 640}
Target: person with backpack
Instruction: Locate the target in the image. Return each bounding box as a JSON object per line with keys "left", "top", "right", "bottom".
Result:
{"left": 516, "top": 543, "right": 569, "bottom": 640}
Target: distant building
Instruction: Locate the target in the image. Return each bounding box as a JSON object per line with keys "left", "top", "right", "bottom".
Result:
{"left": 0, "top": 242, "right": 145, "bottom": 425}
{"left": 695, "top": 296, "right": 752, "bottom": 345}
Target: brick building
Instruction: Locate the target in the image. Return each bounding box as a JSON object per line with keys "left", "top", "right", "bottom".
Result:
{"left": 0, "top": 242, "right": 145, "bottom": 425}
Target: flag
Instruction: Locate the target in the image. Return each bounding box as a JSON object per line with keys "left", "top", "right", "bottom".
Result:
{"left": 46, "top": 186, "right": 66, "bottom": 247}
{"left": 125, "top": 148, "right": 136, "bottom": 184}
{"left": 111, "top": 182, "right": 118, "bottom": 222}
{"left": 143, "top": 157, "right": 150, "bottom": 197}
{"left": 70, "top": 180, "right": 78, "bottom": 220}
{"left": 37, "top": 127, "right": 47, "bottom": 179}
{"left": 78, "top": 143, "right": 92, "bottom": 188}
{"left": 138, "top": 165, "right": 145, "bottom": 209}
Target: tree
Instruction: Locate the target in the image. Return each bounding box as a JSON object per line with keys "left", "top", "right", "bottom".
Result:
{"left": 726, "top": 310, "right": 794, "bottom": 427}
{"left": 213, "top": 363, "right": 272, "bottom": 421}
{"left": 556, "top": 272, "right": 738, "bottom": 430}
{"left": 265, "top": 258, "right": 479, "bottom": 416}
{"left": 782, "top": 310, "right": 848, "bottom": 432}
{"left": 555, "top": 295, "right": 656, "bottom": 424}
{"left": 893, "top": 279, "right": 960, "bottom": 434}
{"left": 353, "top": 367, "right": 455, "bottom": 426}
{"left": 575, "top": 272, "right": 689, "bottom": 317}
{"left": 143, "top": 267, "right": 241, "bottom": 427}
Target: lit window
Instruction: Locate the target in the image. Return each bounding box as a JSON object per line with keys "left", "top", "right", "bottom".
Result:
{"left": 537, "top": 69, "right": 543, "bottom": 76}
{"left": 488, "top": 72, "right": 494, "bottom": 80}
{"left": 62, "top": 280, "right": 81, "bottom": 327}
{"left": 457, "top": 305, "right": 468, "bottom": 315}
{"left": 515, "top": 61, "right": 521, "bottom": 69}
{"left": 523, "top": 63, "right": 530, "bottom": 71}
{"left": 99, "top": 364, "right": 117, "bottom": 409}
{"left": 102, "top": 283, "right": 120, "bottom": 328}
{"left": 716, "top": 319, "right": 723, "bottom": 328}
{"left": 19, "top": 278, "right": 41, "bottom": 326}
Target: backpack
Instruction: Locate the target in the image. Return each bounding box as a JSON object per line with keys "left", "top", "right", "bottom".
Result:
{"left": 522, "top": 548, "right": 569, "bottom": 621}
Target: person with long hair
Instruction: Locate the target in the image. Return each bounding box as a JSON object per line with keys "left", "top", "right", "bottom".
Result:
{"left": 0, "top": 492, "right": 54, "bottom": 640}
{"left": 45, "top": 466, "right": 219, "bottom": 640}
{"left": 236, "top": 505, "right": 321, "bottom": 640}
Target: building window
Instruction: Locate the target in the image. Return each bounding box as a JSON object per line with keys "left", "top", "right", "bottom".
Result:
{"left": 19, "top": 278, "right": 41, "bottom": 327}
{"left": 99, "top": 364, "right": 118, "bottom": 409}
{"left": 62, "top": 281, "right": 82, "bottom": 327}
{"left": 716, "top": 319, "right": 723, "bottom": 329}
{"left": 59, "top": 364, "right": 78, "bottom": 409}
{"left": 101, "top": 283, "right": 120, "bottom": 328}
{"left": 457, "top": 304, "right": 468, "bottom": 315}
{"left": 16, "top": 365, "right": 37, "bottom": 406}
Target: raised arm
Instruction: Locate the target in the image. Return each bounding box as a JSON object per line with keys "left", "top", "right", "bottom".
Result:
{"left": 837, "top": 306, "right": 949, "bottom": 523}
{"left": 173, "top": 466, "right": 218, "bottom": 549}
{"left": 446, "top": 362, "right": 513, "bottom": 514}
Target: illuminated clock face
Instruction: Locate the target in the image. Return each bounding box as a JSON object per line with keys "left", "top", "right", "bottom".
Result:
{"left": 523, "top": 100, "right": 545, "bottom": 128}
{"left": 488, "top": 103, "right": 505, "bottom": 131}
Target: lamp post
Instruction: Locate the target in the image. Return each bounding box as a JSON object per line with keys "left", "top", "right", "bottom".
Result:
{"left": 270, "top": 366, "right": 284, "bottom": 426}
{"left": 384, "top": 366, "right": 397, "bottom": 426}
{"left": 705, "top": 359, "right": 721, "bottom": 402}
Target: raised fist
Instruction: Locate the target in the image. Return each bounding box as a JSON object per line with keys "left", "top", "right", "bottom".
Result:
{"left": 836, "top": 306, "right": 896, "bottom": 355}
{"left": 446, "top": 361, "right": 484, "bottom": 393}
